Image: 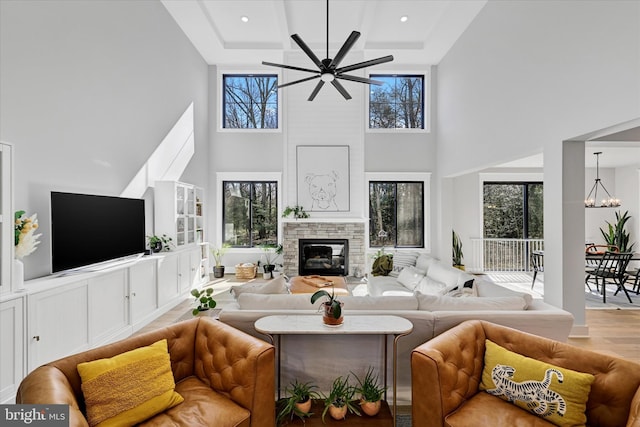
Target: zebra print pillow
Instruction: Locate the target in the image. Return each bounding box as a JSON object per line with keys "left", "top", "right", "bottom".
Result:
{"left": 479, "top": 340, "right": 594, "bottom": 427}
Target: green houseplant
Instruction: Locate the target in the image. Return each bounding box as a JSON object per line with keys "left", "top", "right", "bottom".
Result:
{"left": 276, "top": 380, "right": 320, "bottom": 425}
{"left": 282, "top": 205, "right": 309, "bottom": 219}
{"left": 353, "top": 367, "right": 387, "bottom": 416}
{"left": 452, "top": 230, "right": 465, "bottom": 270}
{"left": 600, "top": 210, "right": 635, "bottom": 253}
{"left": 321, "top": 375, "right": 360, "bottom": 422}
{"left": 310, "top": 286, "right": 343, "bottom": 326}
{"left": 147, "top": 234, "right": 173, "bottom": 253}
{"left": 190, "top": 287, "right": 216, "bottom": 316}
{"left": 210, "top": 243, "right": 230, "bottom": 278}
{"left": 259, "top": 243, "right": 283, "bottom": 279}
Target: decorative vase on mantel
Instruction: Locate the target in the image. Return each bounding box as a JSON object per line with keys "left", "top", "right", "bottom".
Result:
{"left": 13, "top": 258, "right": 25, "bottom": 292}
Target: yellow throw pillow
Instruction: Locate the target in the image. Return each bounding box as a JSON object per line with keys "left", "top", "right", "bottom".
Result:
{"left": 77, "top": 339, "right": 184, "bottom": 427}
{"left": 479, "top": 339, "right": 594, "bottom": 427}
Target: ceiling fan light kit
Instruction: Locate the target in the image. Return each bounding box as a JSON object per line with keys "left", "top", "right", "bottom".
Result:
{"left": 262, "top": 0, "right": 394, "bottom": 101}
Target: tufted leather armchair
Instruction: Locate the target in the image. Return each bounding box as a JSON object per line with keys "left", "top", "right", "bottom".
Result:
{"left": 411, "top": 320, "right": 640, "bottom": 427}
{"left": 17, "top": 318, "right": 275, "bottom": 427}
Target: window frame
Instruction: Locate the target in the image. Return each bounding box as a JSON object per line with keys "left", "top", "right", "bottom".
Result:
{"left": 365, "top": 172, "right": 431, "bottom": 252}
{"left": 216, "top": 172, "right": 282, "bottom": 254}
{"left": 217, "top": 68, "right": 282, "bottom": 133}
{"left": 365, "top": 68, "right": 431, "bottom": 134}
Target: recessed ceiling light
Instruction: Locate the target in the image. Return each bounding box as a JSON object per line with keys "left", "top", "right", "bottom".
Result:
{"left": 241, "top": 16, "right": 249, "bottom": 23}
{"left": 400, "top": 15, "right": 408, "bottom": 23}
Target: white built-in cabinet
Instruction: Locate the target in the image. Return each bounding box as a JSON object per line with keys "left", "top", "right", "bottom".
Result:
{"left": 155, "top": 181, "right": 205, "bottom": 248}
{"left": 0, "top": 294, "right": 24, "bottom": 403}
{"left": 129, "top": 259, "right": 157, "bottom": 329}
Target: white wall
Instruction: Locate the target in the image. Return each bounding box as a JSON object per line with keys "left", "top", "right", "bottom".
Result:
{"left": 0, "top": 0, "right": 209, "bottom": 279}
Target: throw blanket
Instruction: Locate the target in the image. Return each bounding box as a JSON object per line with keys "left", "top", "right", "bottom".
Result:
{"left": 371, "top": 255, "right": 393, "bottom": 276}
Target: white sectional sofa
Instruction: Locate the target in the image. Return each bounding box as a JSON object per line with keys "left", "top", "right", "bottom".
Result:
{"left": 218, "top": 253, "right": 574, "bottom": 404}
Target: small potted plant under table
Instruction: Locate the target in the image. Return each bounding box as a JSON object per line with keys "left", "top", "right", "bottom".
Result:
{"left": 321, "top": 375, "right": 360, "bottom": 422}
{"left": 353, "top": 366, "right": 387, "bottom": 416}
{"left": 276, "top": 380, "right": 320, "bottom": 425}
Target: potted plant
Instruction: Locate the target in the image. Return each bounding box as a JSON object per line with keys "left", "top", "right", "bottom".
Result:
{"left": 210, "top": 243, "right": 230, "bottom": 278}
{"left": 282, "top": 205, "right": 310, "bottom": 219}
{"left": 321, "top": 375, "right": 360, "bottom": 422}
{"left": 276, "top": 380, "right": 320, "bottom": 425}
{"left": 310, "top": 286, "right": 344, "bottom": 326}
{"left": 452, "top": 230, "right": 465, "bottom": 270}
{"left": 190, "top": 287, "right": 216, "bottom": 316}
{"left": 147, "top": 234, "right": 173, "bottom": 253}
{"left": 353, "top": 367, "right": 386, "bottom": 416}
{"left": 259, "top": 243, "right": 283, "bottom": 279}
{"left": 600, "top": 210, "right": 636, "bottom": 252}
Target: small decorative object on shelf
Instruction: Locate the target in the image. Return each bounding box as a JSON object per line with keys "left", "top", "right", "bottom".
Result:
{"left": 277, "top": 380, "right": 320, "bottom": 425}
{"left": 14, "top": 210, "right": 42, "bottom": 291}
{"left": 353, "top": 367, "right": 386, "bottom": 416}
{"left": 310, "top": 286, "right": 344, "bottom": 326}
{"left": 321, "top": 375, "right": 360, "bottom": 422}
{"left": 147, "top": 234, "right": 173, "bottom": 253}
{"left": 282, "top": 205, "right": 309, "bottom": 219}
{"left": 190, "top": 287, "right": 216, "bottom": 316}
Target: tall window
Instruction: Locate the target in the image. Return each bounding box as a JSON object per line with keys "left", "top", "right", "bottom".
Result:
{"left": 223, "top": 74, "right": 278, "bottom": 129}
{"left": 223, "top": 181, "right": 277, "bottom": 247}
{"left": 369, "top": 181, "right": 424, "bottom": 247}
{"left": 483, "top": 182, "right": 543, "bottom": 239}
{"left": 369, "top": 74, "right": 424, "bottom": 129}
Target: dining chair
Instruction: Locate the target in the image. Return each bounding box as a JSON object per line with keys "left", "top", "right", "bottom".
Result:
{"left": 590, "top": 251, "right": 633, "bottom": 303}
{"left": 626, "top": 267, "right": 640, "bottom": 295}
{"left": 530, "top": 251, "right": 543, "bottom": 289}
{"left": 584, "top": 244, "right": 619, "bottom": 292}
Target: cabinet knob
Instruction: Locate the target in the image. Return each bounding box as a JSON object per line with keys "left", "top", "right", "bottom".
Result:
{"left": 132, "top": 292, "right": 136, "bottom": 297}
{"left": 33, "top": 336, "right": 40, "bottom": 341}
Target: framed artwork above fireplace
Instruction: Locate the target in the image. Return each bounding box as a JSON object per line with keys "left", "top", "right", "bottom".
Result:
{"left": 296, "top": 145, "right": 350, "bottom": 212}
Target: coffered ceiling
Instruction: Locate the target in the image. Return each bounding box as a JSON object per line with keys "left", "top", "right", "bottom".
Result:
{"left": 161, "top": 0, "right": 487, "bottom": 65}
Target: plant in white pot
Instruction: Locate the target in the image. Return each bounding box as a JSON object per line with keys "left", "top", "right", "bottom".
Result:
{"left": 259, "top": 243, "right": 282, "bottom": 279}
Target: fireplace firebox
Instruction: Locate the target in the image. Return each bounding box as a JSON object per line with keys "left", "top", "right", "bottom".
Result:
{"left": 299, "top": 239, "right": 348, "bottom": 276}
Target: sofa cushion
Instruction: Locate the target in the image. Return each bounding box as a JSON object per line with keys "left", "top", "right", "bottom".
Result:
{"left": 341, "top": 295, "right": 418, "bottom": 310}
{"left": 475, "top": 280, "right": 534, "bottom": 307}
{"left": 77, "top": 339, "right": 184, "bottom": 427}
{"left": 397, "top": 266, "right": 425, "bottom": 290}
{"left": 415, "top": 254, "right": 438, "bottom": 274}
{"left": 389, "top": 251, "right": 419, "bottom": 277}
{"left": 427, "top": 263, "right": 475, "bottom": 291}
{"left": 415, "top": 276, "right": 449, "bottom": 296}
{"left": 415, "top": 292, "right": 528, "bottom": 311}
{"left": 230, "top": 276, "right": 289, "bottom": 297}
{"left": 479, "top": 340, "right": 595, "bottom": 427}
{"left": 237, "top": 293, "right": 321, "bottom": 310}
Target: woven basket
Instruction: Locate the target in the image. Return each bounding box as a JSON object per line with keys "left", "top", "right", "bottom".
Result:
{"left": 235, "top": 264, "right": 257, "bottom": 279}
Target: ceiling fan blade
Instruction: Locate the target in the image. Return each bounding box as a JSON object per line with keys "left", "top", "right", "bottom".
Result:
{"left": 336, "top": 55, "right": 394, "bottom": 74}
{"left": 291, "top": 34, "right": 323, "bottom": 69}
{"left": 336, "top": 74, "right": 384, "bottom": 85}
{"left": 331, "top": 79, "right": 352, "bottom": 100}
{"left": 279, "top": 75, "right": 321, "bottom": 89}
{"left": 328, "top": 31, "right": 361, "bottom": 69}
{"left": 262, "top": 61, "right": 319, "bottom": 74}
{"left": 308, "top": 80, "right": 325, "bottom": 101}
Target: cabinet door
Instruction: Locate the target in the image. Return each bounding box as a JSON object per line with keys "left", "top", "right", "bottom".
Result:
{"left": 88, "top": 270, "right": 130, "bottom": 345}
{"left": 157, "top": 254, "right": 179, "bottom": 307}
{"left": 178, "top": 251, "right": 193, "bottom": 294}
{"left": 129, "top": 260, "right": 158, "bottom": 329}
{"left": 0, "top": 296, "right": 24, "bottom": 403}
{"left": 29, "top": 281, "right": 89, "bottom": 371}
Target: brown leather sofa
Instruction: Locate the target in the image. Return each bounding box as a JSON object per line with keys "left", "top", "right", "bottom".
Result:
{"left": 17, "top": 317, "right": 275, "bottom": 427}
{"left": 411, "top": 320, "right": 640, "bottom": 427}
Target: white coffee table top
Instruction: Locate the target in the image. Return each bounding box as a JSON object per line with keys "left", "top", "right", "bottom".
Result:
{"left": 255, "top": 314, "right": 413, "bottom": 335}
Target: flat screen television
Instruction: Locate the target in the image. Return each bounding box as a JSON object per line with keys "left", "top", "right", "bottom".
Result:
{"left": 51, "top": 191, "right": 146, "bottom": 273}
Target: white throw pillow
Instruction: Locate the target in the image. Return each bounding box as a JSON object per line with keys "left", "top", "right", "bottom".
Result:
{"left": 415, "top": 254, "right": 438, "bottom": 274}
{"left": 389, "top": 252, "right": 420, "bottom": 277}
{"left": 415, "top": 276, "right": 448, "bottom": 296}
{"left": 231, "top": 276, "right": 289, "bottom": 297}
{"left": 397, "top": 266, "right": 425, "bottom": 290}
{"left": 414, "top": 291, "right": 528, "bottom": 311}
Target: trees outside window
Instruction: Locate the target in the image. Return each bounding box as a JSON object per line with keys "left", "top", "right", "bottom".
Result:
{"left": 369, "top": 181, "right": 424, "bottom": 247}
{"left": 483, "top": 182, "right": 543, "bottom": 239}
{"left": 369, "top": 75, "right": 424, "bottom": 129}
{"left": 223, "top": 181, "right": 277, "bottom": 247}
{"left": 223, "top": 74, "right": 278, "bottom": 129}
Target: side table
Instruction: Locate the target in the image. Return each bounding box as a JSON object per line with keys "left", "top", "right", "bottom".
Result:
{"left": 255, "top": 314, "right": 413, "bottom": 427}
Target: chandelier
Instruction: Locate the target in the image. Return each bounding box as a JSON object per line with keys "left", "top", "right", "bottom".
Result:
{"left": 584, "top": 152, "right": 621, "bottom": 208}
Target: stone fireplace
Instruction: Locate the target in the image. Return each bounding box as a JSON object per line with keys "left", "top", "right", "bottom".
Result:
{"left": 282, "top": 221, "right": 365, "bottom": 278}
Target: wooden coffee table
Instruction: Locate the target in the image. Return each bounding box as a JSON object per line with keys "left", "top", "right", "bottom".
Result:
{"left": 288, "top": 275, "right": 350, "bottom": 296}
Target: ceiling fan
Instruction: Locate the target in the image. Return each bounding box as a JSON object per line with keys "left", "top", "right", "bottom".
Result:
{"left": 262, "top": 0, "right": 394, "bottom": 101}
